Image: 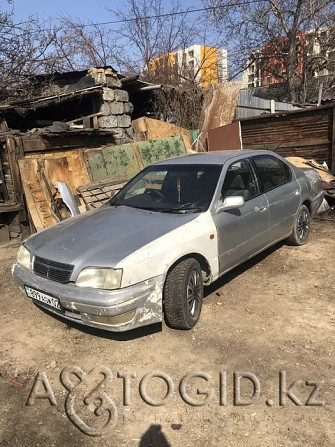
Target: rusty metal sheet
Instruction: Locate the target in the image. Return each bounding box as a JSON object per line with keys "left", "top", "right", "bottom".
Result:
{"left": 208, "top": 121, "right": 242, "bottom": 151}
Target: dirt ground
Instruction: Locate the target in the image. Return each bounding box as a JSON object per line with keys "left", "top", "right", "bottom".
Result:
{"left": 0, "top": 220, "right": 334, "bottom": 447}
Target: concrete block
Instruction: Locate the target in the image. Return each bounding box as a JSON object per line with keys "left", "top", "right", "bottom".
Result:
{"left": 117, "top": 114, "right": 132, "bottom": 128}
{"left": 124, "top": 102, "right": 134, "bottom": 114}
{"left": 99, "top": 103, "right": 112, "bottom": 116}
{"left": 98, "top": 116, "right": 118, "bottom": 128}
{"left": 102, "top": 88, "right": 114, "bottom": 101}
{"left": 126, "top": 126, "right": 135, "bottom": 139}
{"left": 114, "top": 89, "right": 129, "bottom": 102}
{"left": 106, "top": 76, "right": 122, "bottom": 88}
{"left": 109, "top": 102, "right": 124, "bottom": 115}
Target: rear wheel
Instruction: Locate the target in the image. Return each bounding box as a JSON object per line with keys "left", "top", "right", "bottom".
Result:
{"left": 163, "top": 258, "right": 203, "bottom": 330}
{"left": 287, "top": 204, "right": 311, "bottom": 246}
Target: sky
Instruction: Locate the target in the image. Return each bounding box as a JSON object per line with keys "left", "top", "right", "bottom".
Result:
{"left": 4, "top": 0, "right": 223, "bottom": 75}
{"left": 9, "top": 0, "right": 204, "bottom": 24}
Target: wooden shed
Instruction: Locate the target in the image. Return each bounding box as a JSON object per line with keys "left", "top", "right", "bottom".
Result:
{"left": 208, "top": 103, "right": 335, "bottom": 170}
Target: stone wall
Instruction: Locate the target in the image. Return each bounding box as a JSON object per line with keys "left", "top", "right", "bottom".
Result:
{"left": 98, "top": 87, "right": 134, "bottom": 145}
{"left": 87, "top": 68, "right": 135, "bottom": 145}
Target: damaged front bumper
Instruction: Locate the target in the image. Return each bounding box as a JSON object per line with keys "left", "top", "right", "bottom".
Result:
{"left": 12, "top": 264, "right": 163, "bottom": 332}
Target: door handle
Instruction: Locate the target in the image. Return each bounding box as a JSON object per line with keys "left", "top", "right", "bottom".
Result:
{"left": 255, "top": 206, "right": 269, "bottom": 213}
{"left": 294, "top": 189, "right": 300, "bottom": 196}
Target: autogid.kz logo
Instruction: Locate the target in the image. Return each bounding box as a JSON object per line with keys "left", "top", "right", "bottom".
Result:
{"left": 26, "top": 366, "right": 326, "bottom": 437}
{"left": 27, "top": 365, "right": 118, "bottom": 437}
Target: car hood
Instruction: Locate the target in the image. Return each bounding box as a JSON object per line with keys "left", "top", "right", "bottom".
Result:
{"left": 25, "top": 205, "right": 198, "bottom": 268}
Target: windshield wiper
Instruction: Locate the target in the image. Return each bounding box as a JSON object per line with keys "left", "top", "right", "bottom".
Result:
{"left": 109, "top": 202, "right": 201, "bottom": 213}
{"left": 160, "top": 207, "right": 202, "bottom": 213}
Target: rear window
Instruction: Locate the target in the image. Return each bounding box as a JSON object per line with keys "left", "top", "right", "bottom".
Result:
{"left": 253, "top": 155, "right": 292, "bottom": 192}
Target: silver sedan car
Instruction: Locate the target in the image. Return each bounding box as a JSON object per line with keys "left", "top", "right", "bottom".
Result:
{"left": 13, "top": 150, "right": 323, "bottom": 332}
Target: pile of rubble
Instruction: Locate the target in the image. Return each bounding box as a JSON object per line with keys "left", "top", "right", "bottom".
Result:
{"left": 287, "top": 156, "right": 335, "bottom": 220}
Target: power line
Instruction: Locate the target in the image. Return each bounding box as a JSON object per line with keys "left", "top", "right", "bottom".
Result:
{"left": 75, "top": 0, "right": 265, "bottom": 28}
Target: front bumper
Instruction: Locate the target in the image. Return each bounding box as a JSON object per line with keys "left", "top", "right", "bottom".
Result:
{"left": 12, "top": 263, "right": 163, "bottom": 332}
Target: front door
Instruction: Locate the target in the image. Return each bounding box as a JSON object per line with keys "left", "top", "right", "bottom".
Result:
{"left": 213, "top": 158, "right": 270, "bottom": 274}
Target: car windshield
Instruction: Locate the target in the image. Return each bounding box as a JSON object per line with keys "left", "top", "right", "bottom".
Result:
{"left": 109, "top": 164, "right": 222, "bottom": 213}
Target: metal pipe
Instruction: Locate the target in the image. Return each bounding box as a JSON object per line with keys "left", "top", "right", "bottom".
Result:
{"left": 317, "top": 83, "right": 323, "bottom": 106}
{"left": 120, "top": 74, "right": 139, "bottom": 83}
{"left": 140, "top": 85, "right": 163, "bottom": 91}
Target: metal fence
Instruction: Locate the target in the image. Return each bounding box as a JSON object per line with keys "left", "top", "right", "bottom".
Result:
{"left": 236, "top": 90, "right": 302, "bottom": 119}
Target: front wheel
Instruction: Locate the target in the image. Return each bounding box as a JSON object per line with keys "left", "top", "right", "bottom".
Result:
{"left": 163, "top": 258, "right": 203, "bottom": 330}
{"left": 287, "top": 204, "right": 311, "bottom": 246}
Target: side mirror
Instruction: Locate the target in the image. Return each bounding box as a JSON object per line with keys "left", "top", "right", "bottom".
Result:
{"left": 216, "top": 195, "right": 245, "bottom": 213}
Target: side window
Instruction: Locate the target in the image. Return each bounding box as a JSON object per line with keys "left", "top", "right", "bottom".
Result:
{"left": 279, "top": 159, "right": 292, "bottom": 182}
{"left": 253, "top": 155, "right": 291, "bottom": 192}
{"left": 221, "top": 159, "right": 258, "bottom": 201}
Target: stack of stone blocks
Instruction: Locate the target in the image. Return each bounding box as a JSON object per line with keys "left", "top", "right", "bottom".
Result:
{"left": 89, "top": 69, "right": 135, "bottom": 145}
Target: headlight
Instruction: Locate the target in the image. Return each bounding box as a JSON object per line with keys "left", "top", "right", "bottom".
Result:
{"left": 17, "top": 245, "right": 31, "bottom": 270}
{"left": 75, "top": 268, "right": 122, "bottom": 290}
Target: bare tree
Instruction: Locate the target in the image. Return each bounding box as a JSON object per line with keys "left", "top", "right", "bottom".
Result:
{"left": 0, "top": 0, "right": 227, "bottom": 129}
{"left": 151, "top": 86, "right": 204, "bottom": 129}
{"left": 205, "top": 0, "right": 335, "bottom": 102}
{"left": 0, "top": 3, "right": 64, "bottom": 100}
{"left": 0, "top": 4, "right": 125, "bottom": 100}
{"left": 53, "top": 17, "right": 125, "bottom": 71}
{"left": 107, "top": 0, "right": 229, "bottom": 128}
{"left": 108, "top": 0, "right": 197, "bottom": 77}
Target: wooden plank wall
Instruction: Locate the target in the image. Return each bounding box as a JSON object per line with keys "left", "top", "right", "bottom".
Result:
{"left": 18, "top": 135, "right": 187, "bottom": 231}
{"left": 19, "top": 152, "right": 90, "bottom": 230}
{"left": 240, "top": 106, "right": 334, "bottom": 168}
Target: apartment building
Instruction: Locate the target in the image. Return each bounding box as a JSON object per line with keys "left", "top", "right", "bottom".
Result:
{"left": 243, "top": 28, "right": 335, "bottom": 89}
{"left": 147, "top": 44, "right": 228, "bottom": 87}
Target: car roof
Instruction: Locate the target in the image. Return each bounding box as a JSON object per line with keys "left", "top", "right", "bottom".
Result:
{"left": 153, "top": 150, "right": 276, "bottom": 166}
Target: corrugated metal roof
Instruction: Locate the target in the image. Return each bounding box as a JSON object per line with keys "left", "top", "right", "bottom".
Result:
{"left": 236, "top": 103, "right": 334, "bottom": 122}
{"left": 236, "top": 90, "right": 301, "bottom": 119}
{"left": 0, "top": 86, "right": 102, "bottom": 112}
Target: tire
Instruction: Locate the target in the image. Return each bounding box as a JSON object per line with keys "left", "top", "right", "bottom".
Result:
{"left": 287, "top": 204, "right": 311, "bottom": 246}
{"left": 163, "top": 258, "right": 203, "bottom": 330}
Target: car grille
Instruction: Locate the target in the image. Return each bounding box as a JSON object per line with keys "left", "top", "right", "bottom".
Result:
{"left": 33, "top": 256, "right": 74, "bottom": 284}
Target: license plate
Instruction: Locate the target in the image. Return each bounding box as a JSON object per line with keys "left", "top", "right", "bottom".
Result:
{"left": 25, "top": 286, "right": 63, "bottom": 312}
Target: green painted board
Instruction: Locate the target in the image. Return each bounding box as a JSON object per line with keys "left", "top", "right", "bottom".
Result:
{"left": 87, "top": 144, "right": 140, "bottom": 182}
{"left": 102, "top": 144, "right": 140, "bottom": 179}
{"left": 138, "top": 136, "right": 186, "bottom": 167}
{"left": 86, "top": 151, "right": 109, "bottom": 182}
{"left": 86, "top": 136, "right": 187, "bottom": 183}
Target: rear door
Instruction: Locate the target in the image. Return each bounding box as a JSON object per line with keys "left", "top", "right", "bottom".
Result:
{"left": 213, "top": 157, "right": 270, "bottom": 274}
{"left": 252, "top": 154, "right": 301, "bottom": 242}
